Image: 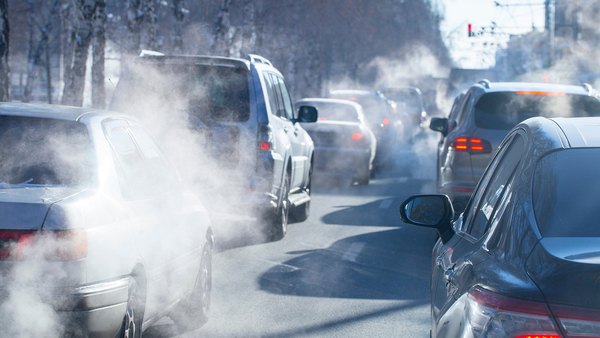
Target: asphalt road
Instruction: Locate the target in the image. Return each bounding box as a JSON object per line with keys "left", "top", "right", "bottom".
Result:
{"left": 146, "top": 132, "right": 441, "bottom": 337}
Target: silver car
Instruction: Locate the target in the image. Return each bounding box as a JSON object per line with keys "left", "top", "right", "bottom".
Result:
{"left": 0, "top": 103, "right": 212, "bottom": 337}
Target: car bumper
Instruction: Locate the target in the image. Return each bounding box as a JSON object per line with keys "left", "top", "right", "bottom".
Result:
{"left": 1, "top": 277, "right": 129, "bottom": 338}
{"left": 313, "top": 146, "right": 371, "bottom": 176}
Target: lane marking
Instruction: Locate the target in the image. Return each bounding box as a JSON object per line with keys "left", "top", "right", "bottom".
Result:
{"left": 379, "top": 199, "right": 393, "bottom": 209}
{"left": 341, "top": 242, "right": 366, "bottom": 262}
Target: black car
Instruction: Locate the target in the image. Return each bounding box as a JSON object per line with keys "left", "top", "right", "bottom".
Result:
{"left": 401, "top": 116, "right": 600, "bottom": 338}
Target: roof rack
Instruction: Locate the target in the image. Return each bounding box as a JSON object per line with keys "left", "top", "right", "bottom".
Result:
{"left": 139, "top": 50, "right": 165, "bottom": 57}
{"left": 478, "top": 79, "right": 491, "bottom": 89}
{"left": 248, "top": 54, "right": 272, "bottom": 66}
{"left": 583, "top": 83, "right": 593, "bottom": 93}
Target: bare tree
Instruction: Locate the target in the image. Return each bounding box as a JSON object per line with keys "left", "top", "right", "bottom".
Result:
{"left": 210, "top": 0, "right": 233, "bottom": 56}
{"left": 143, "top": 0, "right": 157, "bottom": 50}
{"left": 171, "top": 0, "right": 187, "bottom": 53}
{"left": 0, "top": 0, "right": 9, "bottom": 102}
{"left": 126, "top": 0, "right": 142, "bottom": 54}
{"left": 92, "top": 0, "right": 106, "bottom": 108}
{"left": 62, "top": 0, "right": 96, "bottom": 106}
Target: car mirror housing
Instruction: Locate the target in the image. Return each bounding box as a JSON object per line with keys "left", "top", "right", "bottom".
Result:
{"left": 296, "top": 106, "right": 318, "bottom": 123}
{"left": 399, "top": 194, "right": 455, "bottom": 243}
{"left": 429, "top": 117, "right": 449, "bottom": 136}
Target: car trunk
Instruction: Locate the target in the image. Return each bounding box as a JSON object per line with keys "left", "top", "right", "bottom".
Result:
{"left": 526, "top": 238, "right": 600, "bottom": 310}
{"left": 302, "top": 121, "right": 365, "bottom": 149}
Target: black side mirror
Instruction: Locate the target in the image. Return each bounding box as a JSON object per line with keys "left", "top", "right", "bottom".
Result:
{"left": 296, "top": 106, "right": 318, "bottom": 123}
{"left": 429, "top": 117, "right": 449, "bottom": 137}
{"left": 400, "top": 194, "right": 455, "bottom": 243}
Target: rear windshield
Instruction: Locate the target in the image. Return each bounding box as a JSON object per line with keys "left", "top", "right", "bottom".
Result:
{"left": 533, "top": 149, "right": 600, "bottom": 237}
{"left": 0, "top": 116, "right": 92, "bottom": 187}
{"left": 116, "top": 62, "right": 250, "bottom": 123}
{"left": 304, "top": 102, "right": 359, "bottom": 122}
{"left": 381, "top": 89, "right": 421, "bottom": 115}
{"left": 474, "top": 92, "right": 600, "bottom": 130}
{"left": 329, "top": 94, "right": 389, "bottom": 122}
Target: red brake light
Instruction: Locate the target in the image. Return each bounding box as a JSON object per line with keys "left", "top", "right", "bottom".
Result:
{"left": 456, "top": 137, "right": 467, "bottom": 143}
{"left": 259, "top": 142, "right": 270, "bottom": 151}
{"left": 350, "top": 97, "right": 356, "bottom": 100}
{"left": 452, "top": 137, "right": 491, "bottom": 153}
{"left": 516, "top": 91, "right": 566, "bottom": 96}
{"left": 383, "top": 118, "right": 390, "bottom": 125}
{"left": 0, "top": 230, "right": 87, "bottom": 261}
{"left": 456, "top": 145, "right": 468, "bottom": 150}
{"left": 470, "top": 139, "right": 481, "bottom": 143}
{"left": 513, "top": 335, "right": 560, "bottom": 338}
{"left": 318, "top": 117, "right": 328, "bottom": 120}
{"left": 352, "top": 133, "right": 363, "bottom": 140}
{"left": 550, "top": 303, "right": 600, "bottom": 338}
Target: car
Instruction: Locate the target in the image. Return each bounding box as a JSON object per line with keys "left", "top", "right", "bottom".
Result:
{"left": 430, "top": 80, "right": 600, "bottom": 211}
{"left": 327, "top": 90, "right": 397, "bottom": 171}
{"left": 379, "top": 86, "right": 427, "bottom": 139}
{"left": 0, "top": 103, "right": 213, "bottom": 337}
{"left": 294, "top": 98, "right": 377, "bottom": 185}
{"left": 110, "top": 52, "right": 318, "bottom": 239}
{"left": 400, "top": 116, "right": 600, "bottom": 338}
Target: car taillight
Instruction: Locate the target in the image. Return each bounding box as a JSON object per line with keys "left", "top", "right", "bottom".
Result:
{"left": 463, "top": 287, "right": 560, "bottom": 338}
{"left": 451, "top": 136, "right": 492, "bottom": 154}
{"left": 383, "top": 118, "right": 390, "bottom": 125}
{"left": 0, "top": 229, "right": 87, "bottom": 261}
{"left": 259, "top": 124, "right": 275, "bottom": 152}
{"left": 352, "top": 132, "right": 363, "bottom": 140}
{"left": 551, "top": 303, "right": 600, "bottom": 337}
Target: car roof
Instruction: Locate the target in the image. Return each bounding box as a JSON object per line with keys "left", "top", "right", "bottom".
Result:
{"left": 136, "top": 54, "right": 252, "bottom": 71}
{"left": 478, "top": 82, "right": 593, "bottom": 96}
{"left": 329, "top": 89, "right": 378, "bottom": 97}
{"left": 295, "top": 98, "right": 362, "bottom": 109}
{"left": 0, "top": 103, "right": 129, "bottom": 122}
{"left": 552, "top": 117, "right": 600, "bottom": 148}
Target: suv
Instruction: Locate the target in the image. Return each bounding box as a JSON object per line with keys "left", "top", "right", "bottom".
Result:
{"left": 110, "top": 52, "right": 317, "bottom": 240}
{"left": 430, "top": 80, "right": 600, "bottom": 211}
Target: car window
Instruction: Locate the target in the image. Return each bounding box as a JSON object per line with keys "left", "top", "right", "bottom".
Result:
{"left": 106, "top": 126, "right": 151, "bottom": 199}
{"left": 129, "top": 126, "right": 174, "bottom": 192}
{"left": 263, "top": 72, "right": 279, "bottom": 117}
{"left": 456, "top": 91, "right": 472, "bottom": 127}
{"left": 474, "top": 92, "right": 600, "bottom": 130}
{"left": 533, "top": 148, "right": 600, "bottom": 237}
{"left": 0, "top": 116, "right": 92, "bottom": 186}
{"left": 270, "top": 74, "right": 287, "bottom": 119}
{"left": 466, "top": 135, "right": 524, "bottom": 239}
{"left": 277, "top": 76, "right": 294, "bottom": 120}
{"left": 304, "top": 102, "right": 359, "bottom": 122}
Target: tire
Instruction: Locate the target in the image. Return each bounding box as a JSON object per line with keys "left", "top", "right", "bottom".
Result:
{"left": 171, "top": 244, "right": 212, "bottom": 331}
{"left": 289, "top": 168, "right": 311, "bottom": 223}
{"left": 266, "top": 172, "right": 289, "bottom": 241}
{"left": 116, "top": 279, "right": 143, "bottom": 338}
{"left": 353, "top": 163, "right": 370, "bottom": 186}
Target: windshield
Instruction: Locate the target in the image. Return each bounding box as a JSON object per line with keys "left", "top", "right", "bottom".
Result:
{"left": 381, "top": 89, "right": 422, "bottom": 116}
{"left": 0, "top": 116, "right": 92, "bottom": 187}
{"left": 329, "top": 94, "right": 389, "bottom": 122}
{"left": 120, "top": 62, "right": 251, "bottom": 123}
{"left": 474, "top": 92, "right": 600, "bottom": 130}
{"left": 306, "top": 102, "right": 359, "bottom": 122}
{"left": 533, "top": 148, "right": 600, "bottom": 237}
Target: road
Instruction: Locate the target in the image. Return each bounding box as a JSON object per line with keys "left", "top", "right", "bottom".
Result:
{"left": 147, "top": 132, "right": 440, "bottom": 337}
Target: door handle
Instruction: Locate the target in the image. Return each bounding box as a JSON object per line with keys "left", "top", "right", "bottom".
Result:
{"left": 444, "top": 266, "right": 456, "bottom": 286}
{"left": 435, "top": 255, "right": 443, "bottom": 269}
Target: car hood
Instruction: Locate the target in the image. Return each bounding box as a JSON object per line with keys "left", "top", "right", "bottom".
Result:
{"left": 525, "top": 237, "right": 600, "bottom": 310}
{"left": 0, "top": 186, "right": 85, "bottom": 230}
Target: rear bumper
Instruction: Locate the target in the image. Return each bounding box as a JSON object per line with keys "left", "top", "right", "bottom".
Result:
{"left": 313, "top": 146, "right": 371, "bottom": 176}
{"left": 1, "top": 277, "right": 129, "bottom": 338}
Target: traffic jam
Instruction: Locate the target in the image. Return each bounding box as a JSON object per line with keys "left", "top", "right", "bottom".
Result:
{"left": 0, "top": 1, "right": 599, "bottom": 337}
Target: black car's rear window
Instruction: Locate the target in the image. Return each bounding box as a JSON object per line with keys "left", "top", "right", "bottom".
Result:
{"left": 0, "top": 116, "right": 92, "bottom": 186}
{"left": 474, "top": 92, "right": 600, "bottom": 130}
{"left": 381, "top": 89, "right": 421, "bottom": 116}
{"left": 117, "top": 62, "right": 250, "bottom": 123}
{"left": 533, "top": 149, "right": 600, "bottom": 237}
{"left": 305, "top": 102, "right": 359, "bottom": 122}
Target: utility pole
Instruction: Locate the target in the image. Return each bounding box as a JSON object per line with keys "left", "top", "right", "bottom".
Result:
{"left": 545, "top": 0, "right": 555, "bottom": 68}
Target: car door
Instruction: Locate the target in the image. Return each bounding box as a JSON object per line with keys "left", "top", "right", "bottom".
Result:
{"left": 432, "top": 133, "right": 525, "bottom": 333}
{"left": 103, "top": 119, "right": 179, "bottom": 319}
{"left": 275, "top": 74, "right": 308, "bottom": 189}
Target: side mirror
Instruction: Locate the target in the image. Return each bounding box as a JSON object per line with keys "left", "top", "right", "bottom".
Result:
{"left": 296, "top": 106, "right": 318, "bottom": 123}
{"left": 429, "top": 117, "right": 449, "bottom": 137}
{"left": 399, "top": 194, "right": 455, "bottom": 243}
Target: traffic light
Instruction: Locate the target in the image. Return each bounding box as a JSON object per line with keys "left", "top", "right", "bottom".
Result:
{"left": 468, "top": 24, "right": 472, "bottom": 37}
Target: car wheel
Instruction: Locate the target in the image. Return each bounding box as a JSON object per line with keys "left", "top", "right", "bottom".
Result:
{"left": 266, "top": 172, "right": 289, "bottom": 241}
{"left": 171, "top": 244, "right": 212, "bottom": 331}
{"left": 354, "top": 165, "right": 370, "bottom": 186}
{"left": 116, "top": 279, "right": 143, "bottom": 338}
{"left": 289, "top": 169, "right": 311, "bottom": 223}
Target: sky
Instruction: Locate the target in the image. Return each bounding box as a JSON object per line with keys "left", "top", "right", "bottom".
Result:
{"left": 438, "top": 0, "right": 546, "bottom": 69}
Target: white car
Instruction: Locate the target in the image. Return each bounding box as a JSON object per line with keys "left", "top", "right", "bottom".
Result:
{"left": 0, "top": 103, "right": 212, "bottom": 337}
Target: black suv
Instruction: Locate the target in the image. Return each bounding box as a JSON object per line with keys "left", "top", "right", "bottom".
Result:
{"left": 110, "top": 52, "right": 318, "bottom": 240}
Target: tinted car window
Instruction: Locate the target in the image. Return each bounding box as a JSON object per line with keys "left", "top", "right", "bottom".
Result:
{"left": 107, "top": 127, "right": 151, "bottom": 199}
{"left": 0, "top": 116, "right": 92, "bottom": 186}
{"left": 118, "top": 62, "right": 250, "bottom": 122}
{"left": 263, "top": 72, "right": 279, "bottom": 117}
{"left": 306, "top": 103, "right": 359, "bottom": 122}
{"left": 381, "top": 90, "right": 421, "bottom": 116}
{"left": 277, "top": 76, "right": 294, "bottom": 120}
{"left": 533, "top": 148, "right": 600, "bottom": 237}
{"left": 474, "top": 92, "right": 600, "bottom": 130}
{"left": 468, "top": 135, "right": 524, "bottom": 238}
